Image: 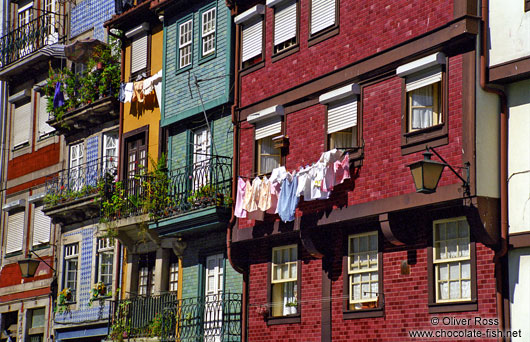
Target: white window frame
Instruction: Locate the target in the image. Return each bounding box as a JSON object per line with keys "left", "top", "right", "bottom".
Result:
{"left": 6, "top": 210, "right": 25, "bottom": 254}
{"left": 103, "top": 131, "right": 118, "bottom": 174}
{"left": 271, "top": 245, "right": 298, "bottom": 317}
{"left": 267, "top": 0, "right": 298, "bottom": 53}
{"left": 64, "top": 243, "right": 79, "bottom": 300}
{"left": 201, "top": 7, "right": 216, "bottom": 57}
{"left": 69, "top": 143, "right": 84, "bottom": 192}
{"left": 13, "top": 100, "right": 32, "bottom": 149}
{"left": 433, "top": 217, "right": 471, "bottom": 303}
{"left": 235, "top": 5, "right": 265, "bottom": 66}
{"left": 126, "top": 23, "right": 150, "bottom": 76}
{"left": 248, "top": 105, "right": 284, "bottom": 175}
{"left": 97, "top": 238, "right": 114, "bottom": 288}
{"left": 179, "top": 19, "right": 193, "bottom": 69}
{"left": 38, "top": 93, "right": 54, "bottom": 138}
{"left": 347, "top": 231, "right": 379, "bottom": 308}
{"left": 138, "top": 256, "right": 155, "bottom": 296}
{"left": 169, "top": 261, "right": 179, "bottom": 292}
{"left": 32, "top": 204, "right": 51, "bottom": 247}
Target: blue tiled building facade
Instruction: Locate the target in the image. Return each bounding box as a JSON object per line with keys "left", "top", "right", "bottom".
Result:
{"left": 70, "top": 0, "right": 115, "bottom": 40}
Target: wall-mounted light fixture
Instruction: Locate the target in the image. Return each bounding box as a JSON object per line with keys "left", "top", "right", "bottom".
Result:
{"left": 18, "top": 249, "right": 56, "bottom": 278}
{"left": 407, "top": 147, "right": 470, "bottom": 196}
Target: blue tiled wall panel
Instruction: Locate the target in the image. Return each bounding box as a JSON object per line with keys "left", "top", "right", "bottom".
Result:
{"left": 163, "top": 0, "right": 233, "bottom": 126}
{"left": 70, "top": 0, "right": 115, "bottom": 40}
{"left": 55, "top": 227, "right": 110, "bottom": 324}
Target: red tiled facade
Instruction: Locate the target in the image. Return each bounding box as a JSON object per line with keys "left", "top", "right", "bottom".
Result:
{"left": 231, "top": 0, "right": 499, "bottom": 340}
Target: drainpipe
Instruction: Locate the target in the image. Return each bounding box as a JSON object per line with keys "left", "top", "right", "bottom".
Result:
{"left": 225, "top": 4, "right": 247, "bottom": 342}
{"left": 479, "top": 1, "right": 508, "bottom": 340}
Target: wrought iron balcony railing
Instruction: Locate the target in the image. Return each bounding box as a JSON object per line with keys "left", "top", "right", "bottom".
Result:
{"left": 44, "top": 156, "right": 117, "bottom": 207}
{"left": 109, "top": 292, "right": 242, "bottom": 341}
{"left": 103, "top": 155, "right": 232, "bottom": 221}
{"left": 0, "top": 13, "right": 66, "bottom": 68}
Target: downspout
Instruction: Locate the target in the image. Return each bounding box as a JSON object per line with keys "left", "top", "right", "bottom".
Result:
{"left": 479, "top": 1, "right": 508, "bottom": 340}
{"left": 225, "top": 4, "right": 247, "bottom": 342}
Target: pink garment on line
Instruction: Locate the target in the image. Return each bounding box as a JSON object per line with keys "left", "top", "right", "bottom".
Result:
{"left": 234, "top": 177, "right": 247, "bottom": 218}
{"left": 334, "top": 155, "right": 351, "bottom": 185}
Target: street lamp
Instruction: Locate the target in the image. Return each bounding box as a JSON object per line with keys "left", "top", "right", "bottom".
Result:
{"left": 18, "top": 249, "right": 56, "bottom": 278}
{"left": 407, "top": 147, "right": 470, "bottom": 195}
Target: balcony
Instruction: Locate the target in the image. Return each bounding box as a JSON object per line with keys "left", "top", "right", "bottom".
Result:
{"left": 102, "top": 155, "right": 232, "bottom": 237}
{"left": 108, "top": 293, "right": 242, "bottom": 342}
{"left": 0, "top": 14, "right": 66, "bottom": 78}
{"left": 43, "top": 157, "right": 116, "bottom": 225}
{"left": 44, "top": 44, "right": 120, "bottom": 136}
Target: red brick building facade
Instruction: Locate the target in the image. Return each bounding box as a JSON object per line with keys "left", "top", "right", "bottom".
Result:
{"left": 228, "top": 0, "right": 503, "bottom": 340}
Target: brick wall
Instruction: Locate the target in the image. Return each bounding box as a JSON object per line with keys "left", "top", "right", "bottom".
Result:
{"left": 240, "top": 0, "right": 454, "bottom": 107}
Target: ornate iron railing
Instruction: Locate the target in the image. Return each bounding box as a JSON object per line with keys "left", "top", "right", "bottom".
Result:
{"left": 0, "top": 13, "right": 66, "bottom": 68}
{"left": 44, "top": 157, "right": 116, "bottom": 207}
{"left": 109, "top": 293, "right": 241, "bottom": 341}
{"left": 105, "top": 155, "right": 232, "bottom": 221}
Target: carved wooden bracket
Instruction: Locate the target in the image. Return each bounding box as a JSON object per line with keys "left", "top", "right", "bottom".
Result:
{"left": 380, "top": 213, "right": 407, "bottom": 246}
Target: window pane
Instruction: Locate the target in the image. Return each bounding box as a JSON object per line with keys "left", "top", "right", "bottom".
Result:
{"left": 461, "top": 261, "right": 471, "bottom": 278}
{"left": 449, "top": 263, "right": 460, "bottom": 280}
{"left": 439, "top": 264, "right": 448, "bottom": 281}
{"left": 439, "top": 282, "right": 449, "bottom": 300}
{"left": 461, "top": 280, "right": 471, "bottom": 299}
{"left": 449, "top": 281, "right": 460, "bottom": 299}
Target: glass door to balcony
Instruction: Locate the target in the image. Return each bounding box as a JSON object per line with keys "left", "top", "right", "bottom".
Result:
{"left": 17, "top": 2, "right": 34, "bottom": 57}
{"left": 43, "top": 0, "right": 58, "bottom": 45}
{"left": 69, "top": 143, "right": 84, "bottom": 192}
{"left": 192, "top": 127, "right": 211, "bottom": 190}
{"left": 204, "top": 254, "right": 223, "bottom": 342}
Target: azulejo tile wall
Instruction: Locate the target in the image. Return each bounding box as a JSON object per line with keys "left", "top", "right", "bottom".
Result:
{"left": 70, "top": 0, "right": 115, "bottom": 40}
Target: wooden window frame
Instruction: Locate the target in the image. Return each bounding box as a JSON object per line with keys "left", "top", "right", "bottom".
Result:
{"left": 342, "top": 230, "right": 384, "bottom": 319}
{"left": 307, "top": 0, "right": 340, "bottom": 47}
{"left": 256, "top": 135, "right": 282, "bottom": 176}
{"left": 270, "top": 0, "right": 300, "bottom": 62}
{"left": 177, "top": 15, "right": 194, "bottom": 72}
{"left": 400, "top": 62, "right": 449, "bottom": 155}
{"left": 267, "top": 244, "right": 301, "bottom": 325}
{"left": 427, "top": 217, "right": 477, "bottom": 313}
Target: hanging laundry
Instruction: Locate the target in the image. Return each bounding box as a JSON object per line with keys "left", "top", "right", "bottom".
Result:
{"left": 268, "top": 166, "right": 287, "bottom": 214}
{"left": 309, "top": 162, "right": 330, "bottom": 200}
{"left": 278, "top": 172, "right": 299, "bottom": 223}
{"left": 335, "top": 154, "right": 351, "bottom": 185}
{"left": 53, "top": 81, "right": 65, "bottom": 108}
{"left": 118, "top": 82, "right": 126, "bottom": 102}
{"left": 247, "top": 208, "right": 265, "bottom": 221}
{"left": 152, "top": 70, "right": 163, "bottom": 107}
{"left": 296, "top": 165, "right": 312, "bottom": 199}
{"left": 258, "top": 176, "right": 271, "bottom": 211}
{"left": 123, "top": 82, "right": 134, "bottom": 103}
{"left": 143, "top": 75, "right": 155, "bottom": 95}
{"left": 243, "top": 179, "right": 253, "bottom": 212}
{"left": 132, "top": 81, "right": 145, "bottom": 103}
{"left": 234, "top": 177, "right": 247, "bottom": 218}
{"left": 248, "top": 177, "right": 262, "bottom": 212}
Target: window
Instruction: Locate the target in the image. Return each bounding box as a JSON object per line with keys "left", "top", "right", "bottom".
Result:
{"left": 169, "top": 260, "right": 179, "bottom": 292}
{"left": 33, "top": 204, "right": 51, "bottom": 247}
{"left": 69, "top": 143, "right": 84, "bottom": 191}
{"left": 192, "top": 127, "right": 211, "bottom": 188}
{"left": 13, "top": 100, "right": 31, "bottom": 149}
{"left": 1, "top": 311, "right": 18, "bottom": 342}
{"left": 267, "top": 0, "right": 298, "bottom": 55}
{"left": 27, "top": 307, "right": 45, "bottom": 341}
{"left": 235, "top": 5, "right": 265, "bottom": 69}
{"left": 126, "top": 23, "right": 150, "bottom": 78}
{"left": 178, "top": 18, "right": 193, "bottom": 69}
{"left": 433, "top": 217, "right": 471, "bottom": 302}
{"left": 348, "top": 232, "right": 379, "bottom": 310}
{"left": 18, "top": 2, "right": 34, "bottom": 57}
{"left": 103, "top": 131, "right": 118, "bottom": 174}
{"left": 248, "top": 105, "right": 284, "bottom": 175}
{"left": 43, "top": 0, "right": 58, "bottom": 45}
{"left": 201, "top": 7, "right": 216, "bottom": 57}
{"left": 6, "top": 210, "right": 25, "bottom": 254}
{"left": 271, "top": 245, "right": 298, "bottom": 317}
{"left": 257, "top": 136, "right": 281, "bottom": 175}
{"left": 309, "top": 0, "right": 337, "bottom": 36}
{"left": 397, "top": 52, "right": 448, "bottom": 153}
{"left": 138, "top": 254, "right": 155, "bottom": 296}
{"left": 97, "top": 238, "right": 114, "bottom": 288}
{"left": 38, "top": 93, "right": 54, "bottom": 139}
{"left": 64, "top": 243, "right": 79, "bottom": 300}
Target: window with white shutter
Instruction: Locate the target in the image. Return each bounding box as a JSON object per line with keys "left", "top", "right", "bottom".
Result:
{"left": 310, "top": 0, "right": 337, "bottom": 36}
{"left": 235, "top": 5, "right": 265, "bottom": 69}
{"left": 267, "top": 0, "right": 298, "bottom": 54}
{"left": 13, "top": 101, "right": 31, "bottom": 148}
{"left": 248, "top": 105, "right": 284, "bottom": 175}
{"left": 33, "top": 205, "right": 51, "bottom": 247}
{"left": 178, "top": 18, "right": 193, "bottom": 69}
{"left": 38, "top": 94, "right": 54, "bottom": 138}
{"left": 131, "top": 33, "right": 148, "bottom": 75}
{"left": 6, "top": 211, "right": 24, "bottom": 254}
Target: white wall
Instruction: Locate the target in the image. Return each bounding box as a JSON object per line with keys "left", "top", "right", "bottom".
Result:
{"left": 489, "top": 1, "right": 530, "bottom": 66}
{"left": 508, "top": 80, "right": 530, "bottom": 234}
{"left": 509, "top": 248, "right": 530, "bottom": 341}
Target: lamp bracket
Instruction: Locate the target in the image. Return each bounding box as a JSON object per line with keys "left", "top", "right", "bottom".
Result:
{"left": 29, "top": 249, "right": 56, "bottom": 273}
{"left": 427, "top": 147, "right": 470, "bottom": 196}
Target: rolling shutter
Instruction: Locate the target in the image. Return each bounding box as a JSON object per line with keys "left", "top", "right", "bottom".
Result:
{"left": 13, "top": 102, "right": 31, "bottom": 147}
{"left": 327, "top": 97, "right": 357, "bottom": 134}
{"left": 311, "top": 0, "right": 335, "bottom": 35}
{"left": 131, "top": 33, "right": 148, "bottom": 74}
{"left": 255, "top": 116, "right": 281, "bottom": 140}
{"left": 38, "top": 94, "right": 54, "bottom": 137}
{"left": 242, "top": 19, "right": 262, "bottom": 62}
{"left": 33, "top": 205, "right": 51, "bottom": 246}
{"left": 274, "top": 0, "right": 296, "bottom": 46}
{"left": 6, "top": 211, "right": 24, "bottom": 254}
{"left": 405, "top": 68, "right": 442, "bottom": 92}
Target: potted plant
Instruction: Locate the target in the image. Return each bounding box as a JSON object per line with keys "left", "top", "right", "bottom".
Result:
{"left": 56, "top": 288, "right": 72, "bottom": 313}
{"left": 88, "top": 281, "right": 109, "bottom": 306}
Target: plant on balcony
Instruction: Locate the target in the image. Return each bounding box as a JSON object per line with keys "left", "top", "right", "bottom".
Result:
{"left": 43, "top": 184, "right": 98, "bottom": 208}
{"left": 147, "top": 312, "right": 168, "bottom": 338}
{"left": 44, "top": 43, "right": 120, "bottom": 124}
{"left": 55, "top": 288, "right": 72, "bottom": 314}
{"left": 88, "top": 282, "right": 110, "bottom": 307}
{"left": 110, "top": 300, "right": 132, "bottom": 342}
{"left": 142, "top": 154, "right": 177, "bottom": 220}
{"left": 187, "top": 184, "right": 230, "bottom": 209}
